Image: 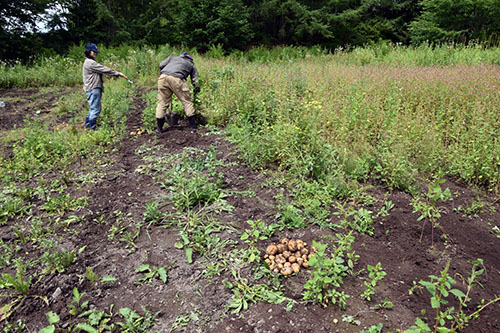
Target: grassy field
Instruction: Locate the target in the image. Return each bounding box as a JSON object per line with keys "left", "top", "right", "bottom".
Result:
{"left": 1, "top": 44, "right": 499, "bottom": 332}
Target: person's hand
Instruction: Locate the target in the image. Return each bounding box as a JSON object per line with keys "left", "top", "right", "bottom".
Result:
{"left": 193, "top": 86, "right": 201, "bottom": 94}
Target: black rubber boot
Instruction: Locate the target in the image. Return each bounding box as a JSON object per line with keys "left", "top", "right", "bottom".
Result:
{"left": 156, "top": 117, "right": 166, "bottom": 133}
{"left": 187, "top": 116, "right": 197, "bottom": 130}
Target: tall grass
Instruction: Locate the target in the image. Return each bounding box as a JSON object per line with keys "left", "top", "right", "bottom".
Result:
{"left": 0, "top": 81, "right": 133, "bottom": 182}
{"left": 2, "top": 43, "right": 499, "bottom": 192}
{"left": 196, "top": 47, "right": 500, "bottom": 192}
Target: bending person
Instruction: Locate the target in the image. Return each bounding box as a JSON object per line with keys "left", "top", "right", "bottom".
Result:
{"left": 155, "top": 52, "right": 200, "bottom": 133}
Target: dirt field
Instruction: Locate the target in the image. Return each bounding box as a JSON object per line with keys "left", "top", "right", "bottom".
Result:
{"left": 0, "top": 88, "right": 499, "bottom": 332}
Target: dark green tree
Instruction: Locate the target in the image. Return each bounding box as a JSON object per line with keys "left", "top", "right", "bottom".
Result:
{"left": 409, "top": 0, "right": 500, "bottom": 44}
{"left": 0, "top": 0, "right": 59, "bottom": 60}
{"left": 171, "top": 0, "right": 252, "bottom": 51}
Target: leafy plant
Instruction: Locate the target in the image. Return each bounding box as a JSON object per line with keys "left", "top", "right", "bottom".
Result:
{"left": 135, "top": 263, "right": 172, "bottom": 285}
{"left": 223, "top": 269, "right": 295, "bottom": 314}
{"left": 334, "top": 202, "right": 375, "bottom": 236}
{"left": 41, "top": 247, "right": 85, "bottom": 274}
{"left": 274, "top": 193, "right": 307, "bottom": 230}
{"left": 303, "top": 232, "right": 356, "bottom": 309}
{"left": 371, "top": 296, "right": 394, "bottom": 310}
{"left": 411, "top": 179, "right": 452, "bottom": 244}
{"left": 68, "top": 287, "right": 88, "bottom": 316}
{"left": 84, "top": 266, "right": 116, "bottom": 287}
{"left": 116, "top": 307, "right": 159, "bottom": 332}
{"left": 143, "top": 201, "right": 167, "bottom": 226}
{"left": 41, "top": 194, "right": 88, "bottom": 215}
{"left": 78, "top": 306, "right": 116, "bottom": 332}
{"left": 119, "top": 228, "right": 140, "bottom": 252}
{"left": 407, "top": 259, "right": 500, "bottom": 332}
{"left": 360, "top": 262, "right": 387, "bottom": 301}
{"left": 360, "top": 323, "right": 383, "bottom": 333}
{"left": 40, "top": 311, "right": 60, "bottom": 333}
{"left": 240, "top": 219, "right": 277, "bottom": 245}
{"left": 0, "top": 272, "right": 31, "bottom": 295}
{"left": 454, "top": 197, "right": 486, "bottom": 218}
{"left": 175, "top": 213, "right": 232, "bottom": 264}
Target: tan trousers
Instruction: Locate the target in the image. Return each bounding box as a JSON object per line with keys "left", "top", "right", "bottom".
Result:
{"left": 156, "top": 74, "right": 195, "bottom": 118}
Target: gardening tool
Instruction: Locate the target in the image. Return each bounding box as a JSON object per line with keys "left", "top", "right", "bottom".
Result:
{"left": 166, "top": 101, "right": 180, "bottom": 127}
{"left": 122, "top": 74, "right": 134, "bottom": 85}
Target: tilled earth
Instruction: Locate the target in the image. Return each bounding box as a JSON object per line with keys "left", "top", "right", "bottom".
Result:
{"left": 0, "top": 88, "right": 499, "bottom": 332}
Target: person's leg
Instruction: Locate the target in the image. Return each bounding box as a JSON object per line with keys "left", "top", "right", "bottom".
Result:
{"left": 156, "top": 74, "right": 172, "bottom": 133}
{"left": 170, "top": 77, "right": 196, "bottom": 129}
{"left": 85, "top": 88, "right": 102, "bottom": 130}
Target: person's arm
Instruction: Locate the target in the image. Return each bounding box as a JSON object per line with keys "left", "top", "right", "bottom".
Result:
{"left": 159, "top": 57, "right": 172, "bottom": 71}
{"left": 90, "top": 61, "right": 123, "bottom": 77}
{"left": 191, "top": 65, "right": 199, "bottom": 92}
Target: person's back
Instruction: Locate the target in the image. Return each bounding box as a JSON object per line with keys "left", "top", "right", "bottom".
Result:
{"left": 159, "top": 54, "right": 198, "bottom": 84}
{"left": 155, "top": 53, "right": 200, "bottom": 132}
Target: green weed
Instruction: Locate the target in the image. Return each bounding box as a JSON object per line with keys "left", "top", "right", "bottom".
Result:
{"left": 303, "top": 232, "right": 357, "bottom": 309}
{"left": 223, "top": 269, "right": 296, "bottom": 314}
{"left": 41, "top": 247, "right": 85, "bottom": 274}
{"left": 116, "top": 307, "right": 159, "bottom": 332}
{"left": 135, "top": 263, "right": 172, "bottom": 285}
{"left": 360, "top": 262, "right": 387, "bottom": 301}
{"left": 407, "top": 259, "right": 500, "bottom": 332}
{"left": 411, "top": 179, "right": 452, "bottom": 243}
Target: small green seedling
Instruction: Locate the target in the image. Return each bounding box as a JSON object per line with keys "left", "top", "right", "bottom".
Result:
{"left": 135, "top": 263, "right": 173, "bottom": 285}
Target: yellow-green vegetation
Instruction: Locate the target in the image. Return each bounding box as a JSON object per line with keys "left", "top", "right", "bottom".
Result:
{"left": 3, "top": 42, "right": 499, "bottom": 200}
{"left": 1, "top": 44, "right": 499, "bottom": 332}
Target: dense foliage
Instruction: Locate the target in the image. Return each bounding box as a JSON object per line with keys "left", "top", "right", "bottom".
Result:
{"left": 3, "top": 0, "right": 500, "bottom": 62}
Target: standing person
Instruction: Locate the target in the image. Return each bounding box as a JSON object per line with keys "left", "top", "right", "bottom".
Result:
{"left": 155, "top": 52, "right": 200, "bottom": 133}
{"left": 82, "top": 43, "right": 129, "bottom": 130}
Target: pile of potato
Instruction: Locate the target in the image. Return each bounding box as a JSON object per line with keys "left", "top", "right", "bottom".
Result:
{"left": 264, "top": 238, "right": 315, "bottom": 276}
{"left": 130, "top": 128, "right": 146, "bottom": 136}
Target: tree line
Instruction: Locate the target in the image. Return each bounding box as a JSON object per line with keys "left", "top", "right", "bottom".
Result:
{"left": 2, "top": 0, "right": 500, "bottom": 62}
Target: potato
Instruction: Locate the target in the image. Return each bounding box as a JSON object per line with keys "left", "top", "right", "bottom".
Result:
{"left": 289, "top": 255, "right": 297, "bottom": 263}
{"left": 277, "top": 243, "right": 286, "bottom": 253}
{"left": 296, "top": 257, "right": 304, "bottom": 266}
{"left": 269, "top": 255, "right": 275, "bottom": 261}
{"left": 281, "top": 266, "right": 293, "bottom": 276}
{"left": 288, "top": 239, "right": 297, "bottom": 251}
{"left": 278, "top": 263, "right": 284, "bottom": 270}
{"left": 275, "top": 254, "right": 286, "bottom": 264}
{"left": 282, "top": 250, "right": 291, "bottom": 259}
{"left": 273, "top": 268, "right": 280, "bottom": 273}
{"left": 302, "top": 254, "right": 308, "bottom": 261}
{"left": 266, "top": 244, "right": 278, "bottom": 256}
{"left": 284, "top": 262, "right": 291, "bottom": 268}
{"left": 296, "top": 240, "right": 304, "bottom": 250}
{"left": 292, "top": 263, "right": 301, "bottom": 273}
{"left": 301, "top": 248, "right": 309, "bottom": 255}
{"left": 295, "top": 251, "right": 301, "bottom": 258}
{"left": 280, "top": 238, "right": 289, "bottom": 245}
{"left": 265, "top": 259, "right": 272, "bottom": 265}
{"left": 269, "top": 263, "right": 277, "bottom": 271}
{"left": 303, "top": 261, "right": 309, "bottom": 268}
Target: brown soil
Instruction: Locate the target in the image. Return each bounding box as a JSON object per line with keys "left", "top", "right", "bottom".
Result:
{"left": 1, "top": 88, "right": 499, "bottom": 332}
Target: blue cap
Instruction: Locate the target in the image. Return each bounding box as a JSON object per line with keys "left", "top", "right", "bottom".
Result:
{"left": 85, "top": 43, "right": 100, "bottom": 53}
{"left": 182, "top": 52, "right": 193, "bottom": 60}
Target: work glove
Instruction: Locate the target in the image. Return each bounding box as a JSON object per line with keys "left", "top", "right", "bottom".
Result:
{"left": 193, "top": 86, "right": 201, "bottom": 94}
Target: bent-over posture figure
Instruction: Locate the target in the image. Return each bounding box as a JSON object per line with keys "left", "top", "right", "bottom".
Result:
{"left": 155, "top": 52, "right": 200, "bottom": 132}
